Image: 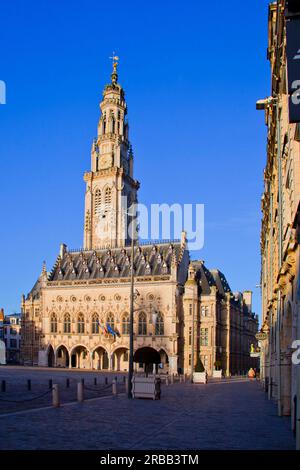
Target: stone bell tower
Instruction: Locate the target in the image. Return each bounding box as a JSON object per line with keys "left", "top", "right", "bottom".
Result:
{"left": 83, "top": 56, "right": 139, "bottom": 249}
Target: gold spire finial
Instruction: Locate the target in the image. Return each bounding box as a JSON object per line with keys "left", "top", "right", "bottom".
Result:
{"left": 109, "top": 52, "right": 119, "bottom": 83}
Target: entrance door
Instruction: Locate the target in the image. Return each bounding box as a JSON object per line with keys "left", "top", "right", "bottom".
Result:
{"left": 71, "top": 354, "right": 77, "bottom": 368}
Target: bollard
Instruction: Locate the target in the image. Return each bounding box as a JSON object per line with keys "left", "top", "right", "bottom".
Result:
{"left": 123, "top": 376, "right": 126, "bottom": 383}
{"left": 94, "top": 377, "right": 97, "bottom": 386}
{"left": 125, "top": 376, "right": 128, "bottom": 394}
{"left": 112, "top": 379, "right": 117, "bottom": 395}
{"left": 105, "top": 377, "right": 108, "bottom": 385}
{"left": 115, "top": 376, "right": 117, "bottom": 383}
{"left": 81, "top": 378, "right": 84, "bottom": 385}
{"left": 27, "top": 379, "right": 31, "bottom": 391}
{"left": 165, "top": 376, "right": 169, "bottom": 386}
{"left": 1, "top": 380, "right": 6, "bottom": 392}
{"left": 52, "top": 384, "right": 60, "bottom": 408}
{"left": 49, "top": 379, "right": 53, "bottom": 390}
{"left": 77, "top": 381, "right": 84, "bottom": 402}
{"left": 66, "top": 378, "right": 70, "bottom": 388}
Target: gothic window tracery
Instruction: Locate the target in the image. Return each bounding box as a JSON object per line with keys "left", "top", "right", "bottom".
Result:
{"left": 92, "top": 313, "right": 99, "bottom": 334}
{"left": 50, "top": 313, "right": 57, "bottom": 333}
{"left": 77, "top": 313, "right": 85, "bottom": 334}
{"left": 94, "top": 189, "right": 102, "bottom": 216}
{"left": 105, "top": 187, "right": 112, "bottom": 209}
{"left": 63, "top": 313, "right": 71, "bottom": 334}
{"left": 122, "top": 313, "right": 129, "bottom": 335}
{"left": 138, "top": 312, "right": 147, "bottom": 335}
{"left": 155, "top": 313, "right": 164, "bottom": 336}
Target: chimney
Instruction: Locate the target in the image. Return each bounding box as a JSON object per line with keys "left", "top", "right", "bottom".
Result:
{"left": 243, "top": 291, "right": 252, "bottom": 312}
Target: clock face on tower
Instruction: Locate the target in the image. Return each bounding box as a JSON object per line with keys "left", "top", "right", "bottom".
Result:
{"left": 100, "top": 154, "right": 113, "bottom": 169}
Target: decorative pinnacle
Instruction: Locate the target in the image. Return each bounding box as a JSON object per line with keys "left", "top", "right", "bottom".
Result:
{"left": 109, "top": 52, "right": 119, "bottom": 84}
{"left": 41, "top": 260, "right": 47, "bottom": 278}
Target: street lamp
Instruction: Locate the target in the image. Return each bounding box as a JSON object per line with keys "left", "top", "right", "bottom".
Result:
{"left": 128, "top": 213, "right": 136, "bottom": 399}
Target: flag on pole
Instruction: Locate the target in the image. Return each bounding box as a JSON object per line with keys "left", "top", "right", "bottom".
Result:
{"left": 106, "top": 323, "right": 117, "bottom": 336}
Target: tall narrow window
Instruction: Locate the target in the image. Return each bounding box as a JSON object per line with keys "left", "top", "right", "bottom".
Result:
{"left": 201, "top": 305, "right": 209, "bottom": 317}
{"left": 138, "top": 312, "right": 147, "bottom": 335}
{"left": 63, "top": 313, "right": 71, "bottom": 334}
{"left": 94, "top": 189, "right": 101, "bottom": 216}
{"left": 188, "top": 327, "right": 192, "bottom": 346}
{"left": 77, "top": 313, "right": 85, "bottom": 334}
{"left": 122, "top": 313, "right": 129, "bottom": 335}
{"left": 155, "top": 313, "right": 164, "bottom": 336}
{"left": 200, "top": 328, "right": 209, "bottom": 346}
{"left": 50, "top": 313, "right": 57, "bottom": 333}
{"left": 92, "top": 313, "right": 99, "bottom": 334}
{"left": 105, "top": 187, "right": 112, "bottom": 209}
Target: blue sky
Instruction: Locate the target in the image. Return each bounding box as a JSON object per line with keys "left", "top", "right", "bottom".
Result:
{"left": 0, "top": 0, "right": 270, "bottom": 318}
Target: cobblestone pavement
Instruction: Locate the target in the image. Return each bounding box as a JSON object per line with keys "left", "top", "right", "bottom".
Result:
{"left": 0, "top": 371, "right": 295, "bottom": 450}
{"left": 0, "top": 366, "right": 126, "bottom": 414}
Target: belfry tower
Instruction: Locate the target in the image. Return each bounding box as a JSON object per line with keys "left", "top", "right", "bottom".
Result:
{"left": 83, "top": 57, "right": 139, "bottom": 249}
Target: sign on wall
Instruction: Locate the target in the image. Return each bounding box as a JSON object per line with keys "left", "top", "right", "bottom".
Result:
{"left": 286, "top": 18, "right": 300, "bottom": 123}
{"left": 255, "top": 331, "right": 267, "bottom": 341}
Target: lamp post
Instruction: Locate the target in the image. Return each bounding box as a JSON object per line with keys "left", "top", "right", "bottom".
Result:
{"left": 128, "top": 214, "right": 135, "bottom": 399}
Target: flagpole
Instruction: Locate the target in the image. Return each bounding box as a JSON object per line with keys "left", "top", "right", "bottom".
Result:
{"left": 128, "top": 211, "right": 135, "bottom": 399}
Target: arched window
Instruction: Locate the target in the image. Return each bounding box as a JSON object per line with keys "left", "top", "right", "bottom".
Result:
{"left": 105, "top": 187, "right": 112, "bottom": 209}
{"left": 111, "top": 117, "right": 115, "bottom": 134}
{"left": 92, "top": 313, "right": 99, "bottom": 334}
{"left": 50, "top": 313, "right": 57, "bottom": 333}
{"left": 63, "top": 313, "right": 71, "bottom": 334}
{"left": 107, "top": 312, "right": 114, "bottom": 330}
{"left": 94, "top": 189, "right": 101, "bottom": 216}
{"left": 122, "top": 313, "right": 129, "bottom": 335}
{"left": 138, "top": 312, "right": 147, "bottom": 335}
{"left": 155, "top": 313, "right": 164, "bottom": 336}
{"left": 77, "top": 313, "right": 85, "bottom": 334}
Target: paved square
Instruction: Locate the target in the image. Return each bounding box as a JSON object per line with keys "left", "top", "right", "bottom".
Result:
{"left": 0, "top": 368, "right": 295, "bottom": 450}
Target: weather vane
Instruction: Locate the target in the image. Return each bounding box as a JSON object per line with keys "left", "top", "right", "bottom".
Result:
{"left": 109, "top": 52, "right": 119, "bottom": 73}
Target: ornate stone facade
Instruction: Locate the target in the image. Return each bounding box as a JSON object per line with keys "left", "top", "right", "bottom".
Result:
{"left": 20, "top": 63, "right": 257, "bottom": 376}
{"left": 259, "top": 0, "right": 300, "bottom": 443}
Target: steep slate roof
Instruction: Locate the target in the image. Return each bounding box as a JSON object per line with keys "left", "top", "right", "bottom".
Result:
{"left": 26, "top": 277, "right": 43, "bottom": 301}
{"left": 191, "top": 260, "right": 255, "bottom": 317}
{"left": 210, "top": 269, "right": 231, "bottom": 296}
{"left": 48, "top": 241, "right": 185, "bottom": 282}
{"left": 191, "top": 261, "right": 231, "bottom": 297}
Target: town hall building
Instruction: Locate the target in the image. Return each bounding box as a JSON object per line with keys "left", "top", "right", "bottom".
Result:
{"left": 20, "top": 61, "right": 258, "bottom": 376}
